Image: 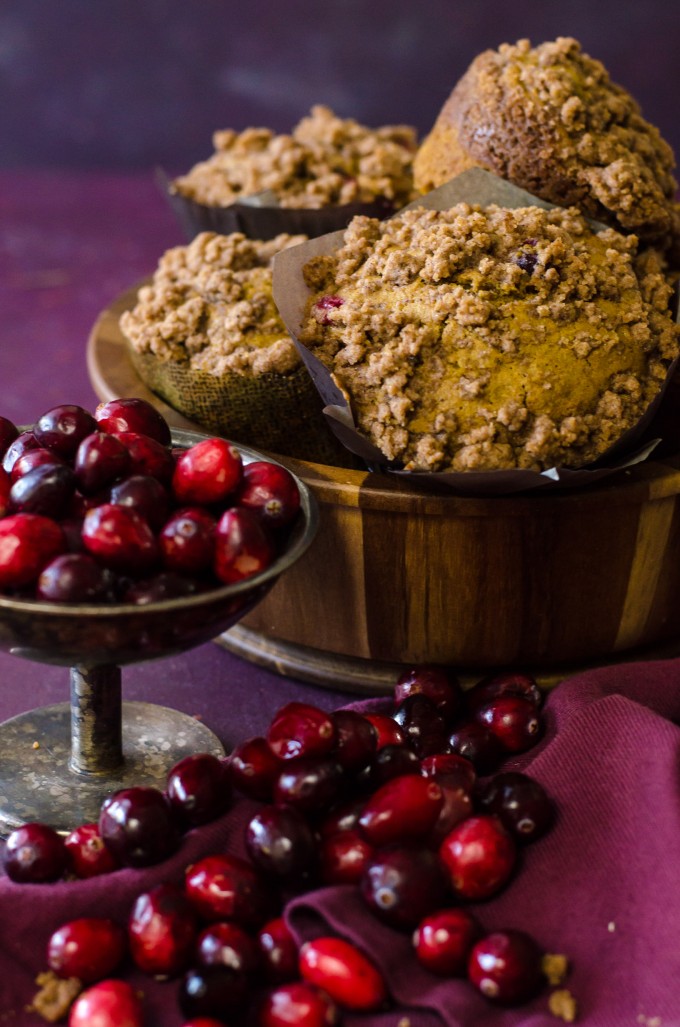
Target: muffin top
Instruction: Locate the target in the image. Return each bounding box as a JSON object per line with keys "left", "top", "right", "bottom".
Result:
{"left": 172, "top": 105, "right": 417, "bottom": 210}
{"left": 413, "top": 38, "right": 679, "bottom": 251}
{"left": 120, "top": 231, "right": 306, "bottom": 377}
{"left": 299, "top": 203, "right": 679, "bottom": 472}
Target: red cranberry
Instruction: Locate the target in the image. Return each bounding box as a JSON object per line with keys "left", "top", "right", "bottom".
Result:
{"left": 330, "top": 709, "right": 378, "bottom": 773}
{"left": 439, "top": 814, "right": 516, "bottom": 901}
{"left": 37, "top": 553, "right": 114, "bottom": 603}
{"left": 414, "top": 907, "right": 482, "bottom": 976}
{"left": 128, "top": 882, "right": 198, "bottom": 977}
{"left": 420, "top": 752, "right": 476, "bottom": 790}
{"left": 173, "top": 438, "right": 243, "bottom": 505}
{"left": 0, "top": 466, "right": 11, "bottom": 516}
{"left": 0, "top": 415, "right": 18, "bottom": 458}
{"left": 235, "top": 460, "right": 301, "bottom": 529}
{"left": 113, "top": 431, "right": 174, "bottom": 483}
{"left": 64, "top": 822, "right": 120, "bottom": 878}
{"left": 68, "top": 979, "right": 143, "bottom": 1027}
{"left": 361, "top": 712, "right": 407, "bottom": 749}
{"left": 9, "top": 462, "right": 75, "bottom": 518}
{"left": 10, "top": 447, "right": 64, "bottom": 484}
{"left": 358, "top": 773, "right": 443, "bottom": 847}
{"left": 160, "top": 507, "right": 216, "bottom": 575}
{"left": 428, "top": 775, "right": 475, "bottom": 847}
{"left": 447, "top": 720, "right": 504, "bottom": 775}
{"left": 393, "top": 693, "right": 448, "bottom": 756}
{"left": 81, "top": 503, "right": 159, "bottom": 575}
{"left": 2, "top": 822, "right": 66, "bottom": 882}
{"left": 33, "top": 404, "right": 97, "bottom": 458}
{"left": 267, "top": 702, "right": 336, "bottom": 761}
{"left": 260, "top": 981, "right": 339, "bottom": 1027}
{"left": 74, "top": 432, "right": 131, "bottom": 494}
{"left": 259, "top": 977, "right": 338, "bottom": 1027}
{"left": 361, "top": 846, "right": 450, "bottom": 929}
{"left": 394, "top": 665, "right": 462, "bottom": 722}
{"left": 99, "top": 786, "right": 179, "bottom": 867}
{"left": 214, "top": 506, "right": 274, "bottom": 584}
{"left": 318, "top": 796, "right": 366, "bottom": 838}
{"left": 468, "top": 929, "right": 545, "bottom": 1004}
{"left": 2, "top": 431, "right": 41, "bottom": 474}
{"left": 178, "top": 965, "right": 249, "bottom": 1018}
{"left": 476, "top": 771, "right": 555, "bottom": 843}
{"left": 258, "top": 917, "right": 299, "bottom": 984}
{"left": 196, "top": 921, "right": 261, "bottom": 975}
{"left": 319, "top": 828, "right": 374, "bottom": 885}
{"left": 299, "top": 936, "right": 387, "bottom": 1011}
{"left": 313, "top": 294, "right": 345, "bottom": 324}
{"left": 95, "top": 397, "right": 172, "bottom": 445}
{"left": 475, "top": 695, "right": 542, "bottom": 753}
{"left": 184, "top": 854, "right": 274, "bottom": 929}
{"left": 166, "top": 752, "right": 232, "bottom": 828}
{"left": 245, "top": 804, "right": 318, "bottom": 882}
{"left": 228, "top": 735, "right": 282, "bottom": 801}
{"left": 0, "top": 513, "right": 65, "bottom": 589}
{"left": 109, "top": 474, "right": 170, "bottom": 531}
{"left": 47, "top": 917, "right": 126, "bottom": 983}
{"left": 361, "top": 742, "right": 420, "bottom": 790}
{"left": 466, "top": 671, "right": 542, "bottom": 714}
{"left": 273, "top": 756, "right": 345, "bottom": 815}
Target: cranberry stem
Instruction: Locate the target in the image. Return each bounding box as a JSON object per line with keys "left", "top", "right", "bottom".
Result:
{"left": 69, "top": 664, "right": 124, "bottom": 774}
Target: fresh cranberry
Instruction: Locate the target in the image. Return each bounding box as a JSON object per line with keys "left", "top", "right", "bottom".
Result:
{"left": 2, "top": 431, "right": 41, "bottom": 474}
{"left": 235, "top": 460, "right": 301, "bottom": 530}
{"left": 245, "top": 804, "right": 317, "bottom": 882}
{"left": 0, "top": 415, "right": 18, "bottom": 458}
{"left": 64, "top": 822, "right": 120, "bottom": 878}
{"left": 466, "top": 671, "right": 542, "bottom": 714}
{"left": 361, "top": 712, "right": 407, "bottom": 749}
{"left": 122, "top": 571, "right": 198, "bottom": 604}
{"left": 258, "top": 916, "right": 299, "bottom": 984}
{"left": 109, "top": 474, "right": 170, "bottom": 531}
{"left": 47, "top": 917, "right": 126, "bottom": 983}
{"left": 166, "top": 752, "right": 232, "bottom": 828}
{"left": 185, "top": 854, "right": 274, "bottom": 929}
{"left": 0, "top": 513, "right": 65, "bottom": 589}
{"left": 260, "top": 981, "right": 340, "bottom": 1027}
{"left": 358, "top": 773, "right": 443, "bottom": 847}
{"left": 447, "top": 721, "right": 504, "bottom": 775}
{"left": 128, "top": 882, "right": 198, "bottom": 977}
{"left": 214, "top": 506, "right": 274, "bottom": 584}
{"left": 313, "top": 294, "right": 345, "bottom": 324}
{"left": 273, "top": 756, "right": 345, "bottom": 815}
{"left": 196, "top": 921, "right": 261, "bottom": 975}
{"left": 360, "top": 742, "right": 421, "bottom": 791}
{"left": 95, "top": 397, "right": 172, "bottom": 445}
{"left": 414, "top": 907, "right": 482, "bottom": 976}
{"left": 33, "top": 404, "right": 97, "bottom": 458}
{"left": 37, "top": 553, "right": 114, "bottom": 603}
{"left": 266, "top": 702, "right": 336, "bottom": 761}
{"left": 319, "top": 828, "right": 374, "bottom": 885}
{"left": 330, "top": 709, "right": 378, "bottom": 772}
{"left": 420, "top": 752, "right": 476, "bottom": 790}
{"left": 173, "top": 438, "right": 243, "bottom": 505}
{"left": 228, "top": 735, "right": 282, "bottom": 801}
{"left": 160, "top": 507, "right": 216, "bottom": 575}
{"left": 468, "top": 930, "right": 545, "bottom": 1004}
{"left": 68, "top": 979, "right": 143, "bottom": 1027}
{"left": 299, "top": 936, "right": 387, "bottom": 1011}
{"left": 74, "top": 432, "right": 131, "bottom": 494}
{"left": 10, "top": 447, "right": 64, "bottom": 484}
{"left": 439, "top": 814, "right": 516, "bottom": 900}
{"left": 428, "top": 775, "right": 475, "bottom": 847}
{"left": 8, "top": 462, "right": 75, "bottom": 518}
{"left": 393, "top": 693, "right": 448, "bottom": 756}
{"left": 99, "top": 786, "right": 179, "bottom": 867}
{"left": 81, "top": 503, "right": 159, "bottom": 575}
{"left": 178, "top": 965, "right": 250, "bottom": 1019}
{"left": 0, "top": 466, "right": 11, "bottom": 517}
{"left": 394, "top": 665, "right": 462, "bottom": 721}
{"left": 2, "top": 822, "right": 66, "bottom": 882}
{"left": 317, "top": 796, "right": 366, "bottom": 838}
{"left": 361, "top": 846, "right": 449, "bottom": 929}
{"left": 476, "top": 771, "right": 555, "bottom": 843}
{"left": 475, "top": 695, "right": 542, "bottom": 753}
{"left": 113, "top": 431, "right": 174, "bottom": 483}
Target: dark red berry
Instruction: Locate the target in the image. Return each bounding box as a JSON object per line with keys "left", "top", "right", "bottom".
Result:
{"left": 360, "top": 846, "right": 449, "bottom": 929}
{"left": 358, "top": 774, "right": 443, "bottom": 847}
{"left": 475, "top": 695, "right": 542, "bottom": 753}
{"left": 166, "top": 752, "right": 232, "bottom": 828}
{"left": 68, "top": 979, "right": 143, "bottom": 1027}
{"left": 128, "top": 882, "right": 198, "bottom": 977}
{"left": 81, "top": 503, "right": 159, "bottom": 575}
{"left": 160, "top": 507, "right": 216, "bottom": 575}
{"left": 466, "top": 671, "right": 542, "bottom": 714}
{"left": 47, "top": 917, "right": 126, "bottom": 983}
{"left": 214, "top": 506, "right": 274, "bottom": 584}
{"left": 267, "top": 702, "right": 336, "bottom": 761}
{"left": 95, "top": 397, "right": 172, "bottom": 445}
{"left": 0, "top": 415, "right": 18, "bottom": 458}
{"left": 33, "top": 404, "right": 97, "bottom": 458}
{"left": 361, "top": 712, "right": 407, "bottom": 750}
{"left": 330, "top": 709, "right": 378, "bottom": 773}
{"left": 428, "top": 775, "right": 475, "bottom": 847}
{"left": 299, "top": 936, "right": 386, "bottom": 1011}
{"left": 235, "top": 460, "right": 301, "bottom": 529}
{"left": 109, "top": 474, "right": 170, "bottom": 531}
{"left": 317, "top": 796, "right": 365, "bottom": 838}
{"left": 273, "top": 756, "right": 345, "bottom": 815}
{"left": 10, "top": 447, "right": 64, "bottom": 484}
{"left": 228, "top": 735, "right": 282, "bottom": 801}
{"left": 9, "top": 462, "right": 75, "bottom": 518}
{"left": 173, "top": 438, "right": 243, "bottom": 505}
{"left": 420, "top": 752, "right": 476, "bottom": 790}
{"left": 2, "top": 431, "right": 41, "bottom": 474}
{"left": 439, "top": 814, "right": 516, "bottom": 901}
{"left": 260, "top": 981, "right": 339, "bottom": 1027}
{"left": 64, "top": 822, "right": 120, "bottom": 878}
{"left": 2, "top": 822, "right": 66, "bottom": 883}
{"left": 74, "top": 432, "right": 131, "bottom": 494}
{"left": 447, "top": 720, "right": 504, "bottom": 775}
{"left": 467, "top": 930, "right": 545, "bottom": 1004}
{"left": 394, "top": 665, "right": 462, "bottom": 721}
{"left": 0, "top": 513, "right": 65, "bottom": 589}
{"left": 113, "top": 431, "right": 174, "bottom": 483}
{"left": 258, "top": 916, "right": 299, "bottom": 985}
{"left": 393, "top": 693, "right": 448, "bottom": 756}
{"left": 37, "top": 553, "right": 114, "bottom": 603}
{"left": 476, "top": 771, "right": 555, "bottom": 843}
{"left": 245, "top": 804, "right": 318, "bottom": 882}
{"left": 184, "top": 854, "right": 274, "bottom": 929}
{"left": 361, "top": 742, "right": 420, "bottom": 791}
{"left": 319, "top": 828, "right": 374, "bottom": 885}
{"left": 178, "top": 965, "right": 249, "bottom": 1018}
{"left": 414, "top": 907, "right": 481, "bottom": 976}
{"left": 196, "top": 921, "right": 261, "bottom": 976}
{"left": 99, "top": 786, "right": 179, "bottom": 867}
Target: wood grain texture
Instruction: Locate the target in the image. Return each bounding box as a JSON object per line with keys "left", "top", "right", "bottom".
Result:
{"left": 88, "top": 287, "right": 680, "bottom": 673}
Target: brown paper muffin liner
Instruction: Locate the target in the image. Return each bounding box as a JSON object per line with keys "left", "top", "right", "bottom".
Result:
{"left": 127, "top": 345, "right": 361, "bottom": 467}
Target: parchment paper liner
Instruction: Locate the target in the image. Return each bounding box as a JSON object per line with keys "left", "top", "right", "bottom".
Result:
{"left": 159, "top": 170, "right": 396, "bottom": 242}
{"left": 272, "top": 168, "right": 679, "bottom": 495}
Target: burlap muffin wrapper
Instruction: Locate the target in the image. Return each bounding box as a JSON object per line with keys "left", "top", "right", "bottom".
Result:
{"left": 271, "top": 168, "right": 679, "bottom": 495}
{"left": 127, "top": 345, "right": 361, "bottom": 468}
{"left": 159, "top": 169, "right": 395, "bottom": 242}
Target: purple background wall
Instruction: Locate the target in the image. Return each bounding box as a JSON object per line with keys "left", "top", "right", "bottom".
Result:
{"left": 2, "top": 0, "right": 680, "bottom": 174}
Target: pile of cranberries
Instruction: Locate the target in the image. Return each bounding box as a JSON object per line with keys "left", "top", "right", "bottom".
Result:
{"left": 3, "top": 665, "right": 572, "bottom": 1026}
{"left": 0, "top": 398, "right": 301, "bottom": 603}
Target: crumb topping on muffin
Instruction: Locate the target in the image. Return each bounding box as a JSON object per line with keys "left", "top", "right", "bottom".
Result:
{"left": 120, "top": 232, "right": 305, "bottom": 376}
{"left": 414, "top": 37, "right": 679, "bottom": 251}
{"left": 299, "top": 203, "right": 679, "bottom": 472}
{"left": 172, "top": 105, "right": 417, "bottom": 210}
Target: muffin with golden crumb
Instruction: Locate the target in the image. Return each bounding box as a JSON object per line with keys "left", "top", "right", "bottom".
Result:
{"left": 414, "top": 38, "right": 680, "bottom": 254}
{"left": 298, "top": 203, "right": 679, "bottom": 473}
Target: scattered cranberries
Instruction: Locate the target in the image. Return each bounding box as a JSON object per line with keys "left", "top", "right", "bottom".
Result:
{"left": 2, "top": 822, "right": 66, "bottom": 882}
{"left": 68, "top": 979, "right": 143, "bottom": 1027}
{"left": 47, "top": 917, "right": 127, "bottom": 983}
{"left": 467, "top": 929, "right": 545, "bottom": 1004}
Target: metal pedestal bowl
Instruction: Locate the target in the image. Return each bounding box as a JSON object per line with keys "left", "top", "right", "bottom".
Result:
{"left": 0, "top": 430, "right": 318, "bottom": 834}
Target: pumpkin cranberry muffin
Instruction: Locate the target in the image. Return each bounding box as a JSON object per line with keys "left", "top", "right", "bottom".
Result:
{"left": 413, "top": 38, "right": 680, "bottom": 253}
{"left": 172, "top": 105, "right": 417, "bottom": 211}
{"left": 299, "top": 203, "right": 679, "bottom": 473}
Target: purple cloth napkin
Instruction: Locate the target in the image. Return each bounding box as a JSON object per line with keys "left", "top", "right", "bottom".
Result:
{"left": 3, "top": 659, "right": 680, "bottom": 1025}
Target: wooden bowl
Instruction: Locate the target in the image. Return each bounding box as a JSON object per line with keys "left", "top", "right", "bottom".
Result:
{"left": 88, "top": 287, "right": 680, "bottom": 692}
